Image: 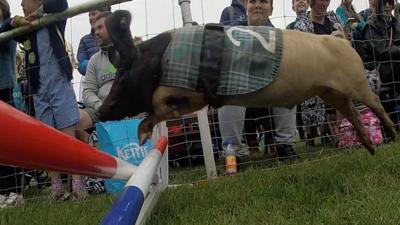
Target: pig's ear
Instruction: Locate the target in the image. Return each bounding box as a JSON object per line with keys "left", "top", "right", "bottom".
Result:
{"left": 119, "top": 14, "right": 131, "bottom": 31}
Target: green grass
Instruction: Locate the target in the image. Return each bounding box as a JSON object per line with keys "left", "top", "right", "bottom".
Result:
{"left": 150, "top": 144, "right": 400, "bottom": 225}
{"left": 0, "top": 195, "right": 114, "bottom": 225}
{"left": 1, "top": 144, "right": 400, "bottom": 225}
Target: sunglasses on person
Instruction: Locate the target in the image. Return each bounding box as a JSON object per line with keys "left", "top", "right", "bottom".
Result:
{"left": 382, "top": 0, "right": 395, "bottom": 6}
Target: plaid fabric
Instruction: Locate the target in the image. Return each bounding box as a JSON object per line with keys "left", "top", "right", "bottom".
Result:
{"left": 161, "top": 25, "right": 283, "bottom": 95}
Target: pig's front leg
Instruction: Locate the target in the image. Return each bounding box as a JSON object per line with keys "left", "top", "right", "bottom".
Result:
{"left": 138, "top": 114, "right": 158, "bottom": 145}
{"left": 138, "top": 104, "right": 183, "bottom": 145}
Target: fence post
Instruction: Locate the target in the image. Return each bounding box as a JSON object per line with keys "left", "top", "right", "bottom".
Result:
{"left": 197, "top": 107, "right": 218, "bottom": 178}
{"left": 178, "top": 0, "right": 194, "bottom": 26}
{"left": 0, "top": 0, "right": 132, "bottom": 44}
{"left": 178, "top": 0, "right": 217, "bottom": 179}
{"left": 135, "top": 122, "right": 168, "bottom": 225}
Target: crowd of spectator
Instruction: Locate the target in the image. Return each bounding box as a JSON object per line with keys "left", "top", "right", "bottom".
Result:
{"left": 218, "top": 0, "right": 400, "bottom": 163}
{"left": 0, "top": 0, "right": 399, "bottom": 205}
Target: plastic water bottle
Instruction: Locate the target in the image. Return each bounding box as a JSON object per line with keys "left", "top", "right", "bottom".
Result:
{"left": 225, "top": 143, "right": 238, "bottom": 175}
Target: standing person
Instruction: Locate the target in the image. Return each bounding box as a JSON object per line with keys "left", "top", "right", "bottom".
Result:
{"left": 244, "top": 0, "right": 299, "bottom": 161}
{"left": 395, "top": 1, "right": 400, "bottom": 19}
{"left": 5, "top": 0, "right": 85, "bottom": 201}
{"left": 361, "top": 0, "right": 400, "bottom": 128}
{"left": 242, "top": 0, "right": 273, "bottom": 156}
{"left": 218, "top": 0, "right": 274, "bottom": 158}
{"left": 218, "top": 0, "right": 247, "bottom": 161}
{"left": 0, "top": 0, "right": 24, "bottom": 200}
{"left": 359, "top": 0, "right": 376, "bottom": 22}
{"left": 294, "top": 0, "right": 344, "bottom": 147}
{"left": 217, "top": 0, "right": 299, "bottom": 161}
{"left": 287, "top": 0, "right": 309, "bottom": 30}
{"left": 0, "top": 0, "right": 16, "bottom": 105}
{"left": 77, "top": 6, "right": 111, "bottom": 77}
{"left": 219, "top": 0, "right": 247, "bottom": 26}
{"left": 336, "top": 0, "right": 366, "bottom": 40}
{"left": 286, "top": 0, "right": 309, "bottom": 145}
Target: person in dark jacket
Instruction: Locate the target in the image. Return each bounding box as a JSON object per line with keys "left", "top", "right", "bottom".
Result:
{"left": 0, "top": 0, "right": 16, "bottom": 103}
{"left": 395, "top": 2, "right": 400, "bottom": 19}
{"left": 359, "top": 0, "right": 376, "bottom": 21}
{"left": 219, "top": 0, "right": 247, "bottom": 26}
{"left": 360, "top": 0, "right": 400, "bottom": 127}
{"left": 0, "top": 0, "right": 25, "bottom": 199}
{"left": 217, "top": 0, "right": 248, "bottom": 161}
{"left": 77, "top": 6, "right": 111, "bottom": 76}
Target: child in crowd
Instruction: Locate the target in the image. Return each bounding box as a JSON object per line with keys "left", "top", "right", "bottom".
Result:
{"left": 4, "top": 0, "right": 85, "bottom": 200}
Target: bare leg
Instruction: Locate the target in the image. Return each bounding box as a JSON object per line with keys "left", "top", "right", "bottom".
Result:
{"left": 60, "top": 125, "right": 87, "bottom": 199}
{"left": 76, "top": 110, "right": 93, "bottom": 144}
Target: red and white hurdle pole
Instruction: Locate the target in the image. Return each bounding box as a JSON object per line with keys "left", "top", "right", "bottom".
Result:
{"left": 0, "top": 101, "right": 136, "bottom": 180}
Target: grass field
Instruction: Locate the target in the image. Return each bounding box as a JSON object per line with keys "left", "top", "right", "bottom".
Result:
{"left": 1, "top": 143, "right": 400, "bottom": 225}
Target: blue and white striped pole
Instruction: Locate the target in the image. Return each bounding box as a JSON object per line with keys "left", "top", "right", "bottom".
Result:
{"left": 100, "top": 136, "right": 168, "bottom": 225}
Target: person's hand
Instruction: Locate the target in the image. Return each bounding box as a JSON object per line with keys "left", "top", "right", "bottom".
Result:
{"left": 347, "top": 17, "right": 356, "bottom": 23}
{"left": 331, "top": 23, "right": 346, "bottom": 39}
{"left": 331, "top": 30, "right": 346, "bottom": 39}
{"left": 25, "top": 6, "right": 44, "bottom": 21}
{"left": 11, "top": 16, "right": 32, "bottom": 27}
{"left": 351, "top": 22, "right": 358, "bottom": 30}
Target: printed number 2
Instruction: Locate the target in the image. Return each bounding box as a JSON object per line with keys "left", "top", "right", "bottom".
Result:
{"left": 226, "top": 27, "right": 276, "bottom": 53}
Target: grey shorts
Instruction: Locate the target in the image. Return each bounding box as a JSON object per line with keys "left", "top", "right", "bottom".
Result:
{"left": 33, "top": 73, "right": 80, "bottom": 130}
{"left": 83, "top": 106, "right": 99, "bottom": 124}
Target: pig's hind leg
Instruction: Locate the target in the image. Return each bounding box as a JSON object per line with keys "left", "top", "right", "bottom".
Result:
{"left": 318, "top": 88, "right": 376, "bottom": 155}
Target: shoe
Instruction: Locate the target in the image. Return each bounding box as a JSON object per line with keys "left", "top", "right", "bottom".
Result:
{"left": 72, "top": 178, "right": 88, "bottom": 200}
{"left": 0, "top": 193, "right": 24, "bottom": 208}
{"left": 276, "top": 144, "right": 300, "bottom": 162}
{"left": 321, "top": 136, "right": 333, "bottom": 146}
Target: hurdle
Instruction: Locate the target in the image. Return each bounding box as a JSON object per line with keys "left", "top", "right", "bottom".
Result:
{"left": 101, "top": 137, "right": 168, "bottom": 225}
{"left": 0, "top": 100, "right": 169, "bottom": 225}
{"left": 0, "top": 101, "right": 136, "bottom": 180}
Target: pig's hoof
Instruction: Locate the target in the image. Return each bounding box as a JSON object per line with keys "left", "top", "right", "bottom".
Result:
{"left": 138, "top": 125, "right": 153, "bottom": 146}
{"left": 389, "top": 130, "right": 397, "bottom": 142}
{"left": 139, "top": 131, "right": 150, "bottom": 146}
{"left": 366, "top": 145, "right": 376, "bottom": 155}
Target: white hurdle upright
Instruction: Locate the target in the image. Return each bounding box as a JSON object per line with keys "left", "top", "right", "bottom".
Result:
{"left": 178, "top": 0, "right": 218, "bottom": 179}
{"left": 100, "top": 133, "right": 168, "bottom": 225}
{"left": 135, "top": 122, "right": 169, "bottom": 225}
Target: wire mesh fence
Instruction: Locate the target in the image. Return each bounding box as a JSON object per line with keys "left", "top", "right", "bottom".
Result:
{"left": 1, "top": 0, "right": 399, "bottom": 209}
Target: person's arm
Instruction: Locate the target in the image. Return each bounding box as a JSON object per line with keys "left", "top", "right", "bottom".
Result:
{"left": 0, "top": 18, "right": 13, "bottom": 33}
{"left": 43, "top": 0, "right": 68, "bottom": 14}
{"left": 77, "top": 39, "right": 89, "bottom": 75}
{"left": 356, "top": 18, "right": 366, "bottom": 30}
{"left": 78, "top": 60, "right": 89, "bottom": 76}
{"left": 219, "top": 7, "right": 230, "bottom": 25}
{"left": 364, "top": 25, "right": 400, "bottom": 61}
{"left": 0, "top": 18, "right": 29, "bottom": 45}
{"left": 82, "top": 56, "right": 103, "bottom": 110}
{"left": 335, "top": 6, "right": 348, "bottom": 26}
{"left": 286, "top": 22, "right": 294, "bottom": 30}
